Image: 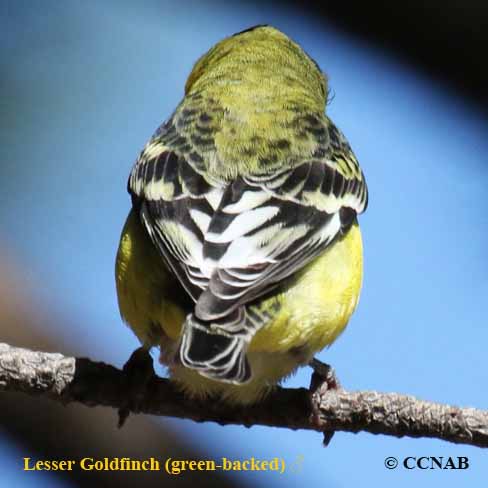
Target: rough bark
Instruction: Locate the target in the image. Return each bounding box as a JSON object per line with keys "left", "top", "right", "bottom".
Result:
{"left": 1, "top": 343, "right": 487, "bottom": 448}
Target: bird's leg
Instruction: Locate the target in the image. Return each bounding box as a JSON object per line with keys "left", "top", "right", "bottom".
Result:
{"left": 309, "top": 357, "right": 340, "bottom": 391}
{"left": 308, "top": 357, "right": 340, "bottom": 446}
{"left": 118, "top": 347, "right": 156, "bottom": 428}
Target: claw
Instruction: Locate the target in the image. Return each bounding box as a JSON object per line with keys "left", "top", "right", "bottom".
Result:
{"left": 118, "top": 347, "right": 155, "bottom": 428}
{"left": 309, "top": 358, "right": 340, "bottom": 392}
{"left": 308, "top": 357, "right": 340, "bottom": 446}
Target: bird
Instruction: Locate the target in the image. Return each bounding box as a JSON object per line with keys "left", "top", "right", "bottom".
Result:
{"left": 115, "top": 25, "right": 368, "bottom": 406}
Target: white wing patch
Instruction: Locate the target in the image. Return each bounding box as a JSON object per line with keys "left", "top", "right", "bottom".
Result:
{"left": 223, "top": 190, "right": 270, "bottom": 213}
{"left": 205, "top": 206, "right": 279, "bottom": 244}
{"left": 205, "top": 188, "right": 224, "bottom": 210}
{"left": 189, "top": 208, "right": 211, "bottom": 234}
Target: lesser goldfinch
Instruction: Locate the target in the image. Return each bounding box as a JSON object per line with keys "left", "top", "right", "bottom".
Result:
{"left": 115, "top": 25, "right": 368, "bottom": 405}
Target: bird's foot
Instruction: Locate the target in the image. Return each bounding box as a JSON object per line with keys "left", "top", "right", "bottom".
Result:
{"left": 309, "top": 358, "right": 340, "bottom": 391}
{"left": 118, "top": 347, "right": 156, "bottom": 428}
{"left": 308, "top": 358, "right": 340, "bottom": 446}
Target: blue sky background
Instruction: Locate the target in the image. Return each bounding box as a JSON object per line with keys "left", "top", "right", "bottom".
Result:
{"left": 2, "top": 1, "right": 487, "bottom": 486}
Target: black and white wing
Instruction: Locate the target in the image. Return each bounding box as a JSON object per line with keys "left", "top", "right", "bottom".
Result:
{"left": 128, "top": 116, "right": 367, "bottom": 383}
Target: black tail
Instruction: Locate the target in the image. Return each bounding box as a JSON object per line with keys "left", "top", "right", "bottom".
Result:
{"left": 179, "top": 312, "right": 252, "bottom": 384}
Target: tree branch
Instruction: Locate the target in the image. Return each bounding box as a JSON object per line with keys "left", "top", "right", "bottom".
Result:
{"left": 1, "top": 342, "right": 487, "bottom": 448}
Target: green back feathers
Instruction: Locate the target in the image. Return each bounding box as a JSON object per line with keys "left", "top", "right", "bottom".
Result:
{"left": 185, "top": 25, "right": 327, "bottom": 108}
{"left": 175, "top": 26, "right": 329, "bottom": 178}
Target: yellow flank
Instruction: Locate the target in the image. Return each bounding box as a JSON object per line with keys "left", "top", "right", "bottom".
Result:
{"left": 115, "top": 209, "right": 187, "bottom": 346}
{"left": 249, "top": 222, "right": 363, "bottom": 354}
{"left": 116, "top": 209, "right": 363, "bottom": 403}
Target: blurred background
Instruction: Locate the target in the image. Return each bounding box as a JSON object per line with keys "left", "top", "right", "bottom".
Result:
{"left": 1, "top": 1, "right": 487, "bottom": 487}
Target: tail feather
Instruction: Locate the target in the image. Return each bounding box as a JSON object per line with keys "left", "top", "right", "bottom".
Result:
{"left": 179, "top": 311, "right": 252, "bottom": 384}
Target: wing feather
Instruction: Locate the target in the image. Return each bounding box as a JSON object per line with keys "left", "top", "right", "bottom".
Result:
{"left": 128, "top": 115, "right": 367, "bottom": 381}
